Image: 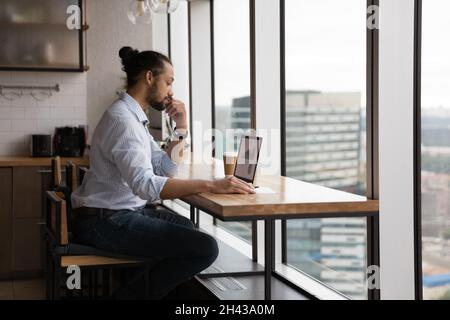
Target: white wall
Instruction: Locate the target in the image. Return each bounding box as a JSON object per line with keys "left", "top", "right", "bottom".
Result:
{"left": 189, "top": 0, "right": 213, "bottom": 156}
{"left": 86, "top": 0, "right": 152, "bottom": 142}
{"left": 0, "top": 71, "right": 87, "bottom": 156}
{"left": 379, "top": 0, "right": 416, "bottom": 300}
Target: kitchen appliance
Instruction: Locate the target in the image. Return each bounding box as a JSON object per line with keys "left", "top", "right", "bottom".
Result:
{"left": 30, "top": 134, "right": 52, "bottom": 157}
{"left": 54, "top": 126, "right": 86, "bottom": 157}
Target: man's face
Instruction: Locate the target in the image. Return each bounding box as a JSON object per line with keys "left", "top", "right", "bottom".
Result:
{"left": 146, "top": 62, "right": 174, "bottom": 111}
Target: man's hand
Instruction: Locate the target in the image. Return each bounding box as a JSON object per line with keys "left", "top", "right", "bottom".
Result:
{"left": 165, "top": 98, "right": 187, "bottom": 129}
{"left": 164, "top": 98, "right": 188, "bottom": 163}
{"left": 210, "top": 176, "right": 256, "bottom": 194}
{"left": 160, "top": 176, "right": 256, "bottom": 200}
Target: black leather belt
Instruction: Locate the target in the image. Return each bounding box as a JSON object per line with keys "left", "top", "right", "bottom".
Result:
{"left": 72, "top": 207, "right": 117, "bottom": 218}
{"left": 73, "top": 205, "right": 152, "bottom": 219}
{"left": 73, "top": 207, "right": 98, "bottom": 215}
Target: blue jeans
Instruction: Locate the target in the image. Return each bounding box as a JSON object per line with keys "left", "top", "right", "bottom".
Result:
{"left": 73, "top": 207, "right": 219, "bottom": 299}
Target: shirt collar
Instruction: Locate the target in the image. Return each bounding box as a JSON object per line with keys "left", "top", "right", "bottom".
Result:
{"left": 120, "top": 92, "right": 149, "bottom": 124}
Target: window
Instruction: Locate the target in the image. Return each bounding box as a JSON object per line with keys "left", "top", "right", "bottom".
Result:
{"left": 283, "top": 0, "right": 369, "bottom": 299}
{"left": 169, "top": 1, "right": 191, "bottom": 155}
{"left": 420, "top": 0, "right": 450, "bottom": 300}
{"left": 212, "top": 0, "right": 252, "bottom": 243}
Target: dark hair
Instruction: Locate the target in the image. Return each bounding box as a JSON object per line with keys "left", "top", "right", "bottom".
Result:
{"left": 119, "top": 46, "right": 172, "bottom": 88}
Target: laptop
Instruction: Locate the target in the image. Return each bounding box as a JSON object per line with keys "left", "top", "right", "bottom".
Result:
{"left": 233, "top": 135, "right": 263, "bottom": 185}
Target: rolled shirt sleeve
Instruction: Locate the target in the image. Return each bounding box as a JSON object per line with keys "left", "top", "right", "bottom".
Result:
{"left": 149, "top": 137, "right": 179, "bottom": 178}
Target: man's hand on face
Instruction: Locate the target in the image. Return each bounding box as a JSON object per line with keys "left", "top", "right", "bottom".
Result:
{"left": 165, "top": 98, "right": 187, "bottom": 129}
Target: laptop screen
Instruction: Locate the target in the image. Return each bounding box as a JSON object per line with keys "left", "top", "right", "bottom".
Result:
{"left": 233, "top": 136, "right": 263, "bottom": 183}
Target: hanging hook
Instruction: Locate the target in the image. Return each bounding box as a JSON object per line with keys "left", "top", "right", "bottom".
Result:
{"left": 1, "top": 87, "right": 22, "bottom": 101}
{"left": 31, "top": 87, "right": 51, "bottom": 101}
{"left": 30, "top": 88, "right": 41, "bottom": 101}
{"left": 0, "top": 84, "right": 59, "bottom": 101}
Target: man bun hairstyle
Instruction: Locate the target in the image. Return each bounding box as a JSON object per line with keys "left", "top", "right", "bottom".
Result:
{"left": 119, "top": 46, "right": 139, "bottom": 61}
{"left": 119, "top": 46, "right": 172, "bottom": 88}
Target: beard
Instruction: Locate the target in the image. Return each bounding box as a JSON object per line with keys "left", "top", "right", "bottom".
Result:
{"left": 146, "top": 81, "right": 167, "bottom": 112}
{"left": 151, "top": 100, "right": 167, "bottom": 111}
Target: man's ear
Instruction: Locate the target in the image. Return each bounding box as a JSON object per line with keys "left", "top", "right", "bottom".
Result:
{"left": 145, "top": 70, "right": 153, "bottom": 86}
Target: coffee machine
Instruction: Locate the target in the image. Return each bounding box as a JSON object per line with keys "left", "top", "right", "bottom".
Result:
{"left": 53, "top": 126, "right": 86, "bottom": 157}
{"left": 30, "top": 134, "right": 52, "bottom": 157}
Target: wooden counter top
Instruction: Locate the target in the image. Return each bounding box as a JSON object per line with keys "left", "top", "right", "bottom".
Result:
{"left": 176, "top": 156, "right": 379, "bottom": 220}
{"left": 0, "top": 156, "right": 89, "bottom": 167}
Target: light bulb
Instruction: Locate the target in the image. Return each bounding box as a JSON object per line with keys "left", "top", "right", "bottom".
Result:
{"left": 137, "top": 0, "right": 145, "bottom": 16}
{"left": 149, "top": 0, "right": 180, "bottom": 14}
{"left": 127, "top": 0, "right": 152, "bottom": 25}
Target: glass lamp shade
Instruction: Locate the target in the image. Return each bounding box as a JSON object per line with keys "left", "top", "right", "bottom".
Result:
{"left": 149, "top": 0, "right": 180, "bottom": 14}
{"left": 127, "top": 0, "right": 152, "bottom": 25}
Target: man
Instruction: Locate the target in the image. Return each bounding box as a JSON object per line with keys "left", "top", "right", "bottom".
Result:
{"left": 71, "top": 47, "right": 255, "bottom": 299}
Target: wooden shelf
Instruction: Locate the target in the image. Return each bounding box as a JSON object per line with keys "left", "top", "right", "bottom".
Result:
{"left": 0, "top": 22, "right": 89, "bottom": 30}
{"left": 0, "top": 22, "right": 68, "bottom": 28}
{"left": 0, "top": 64, "right": 81, "bottom": 69}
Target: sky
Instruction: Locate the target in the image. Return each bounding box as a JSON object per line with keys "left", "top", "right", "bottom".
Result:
{"left": 422, "top": 0, "right": 450, "bottom": 110}
{"left": 213, "top": 0, "right": 250, "bottom": 107}
{"left": 212, "top": 0, "right": 450, "bottom": 111}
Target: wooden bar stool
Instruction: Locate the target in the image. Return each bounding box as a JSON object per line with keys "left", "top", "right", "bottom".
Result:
{"left": 44, "top": 190, "right": 151, "bottom": 299}
{"left": 46, "top": 158, "right": 152, "bottom": 300}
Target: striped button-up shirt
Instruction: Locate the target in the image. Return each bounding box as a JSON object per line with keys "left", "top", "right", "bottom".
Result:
{"left": 71, "top": 93, "right": 178, "bottom": 210}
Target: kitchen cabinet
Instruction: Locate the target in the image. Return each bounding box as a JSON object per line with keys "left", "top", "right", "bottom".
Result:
{"left": 0, "top": 167, "right": 52, "bottom": 279}
{"left": 0, "top": 168, "right": 13, "bottom": 276}
{"left": 13, "top": 167, "right": 47, "bottom": 219}
{"left": 13, "top": 218, "right": 44, "bottom": 273}
{"left": 11, "top": 167, "right": 52, "bottom": 275}
{"left": 0, "top": 157, "right": 88, "bottom": 279}
{"left": 0, "top": 0, "right": 86, "bottom": 72}
{"left": 0, "top": 168, "right": 51, "bottom": 279}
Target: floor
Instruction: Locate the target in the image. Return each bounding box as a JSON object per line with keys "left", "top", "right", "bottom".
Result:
{"left": 196, "top": 239, "right": 309, "bottom": 300}
{"left": 0, "top": 278, "right": 45, "bottom": 300}
{"left": 0, "top": 237, "right": 308, "bottom": 301}
{"left": 0, "top": 277, "right": 206, "bottom": 300}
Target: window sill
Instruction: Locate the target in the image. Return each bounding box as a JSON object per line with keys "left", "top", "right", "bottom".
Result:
{"left": 274, "top": 264, "right": 348, "bottom": 300}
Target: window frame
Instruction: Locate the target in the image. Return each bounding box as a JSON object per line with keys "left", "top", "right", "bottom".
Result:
{"left": 279, "top": 0, "right": 380, "bottom": 300}
{"left": 162, "top": 0, "right": 385, "bottom": 300}
{"left": 413, "top": 0, "right": 422, "bottom": 300}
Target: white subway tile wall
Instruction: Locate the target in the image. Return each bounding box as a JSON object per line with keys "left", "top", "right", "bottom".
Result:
{"left": 0, "top": 71, "right": 87, "bottom": 156}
